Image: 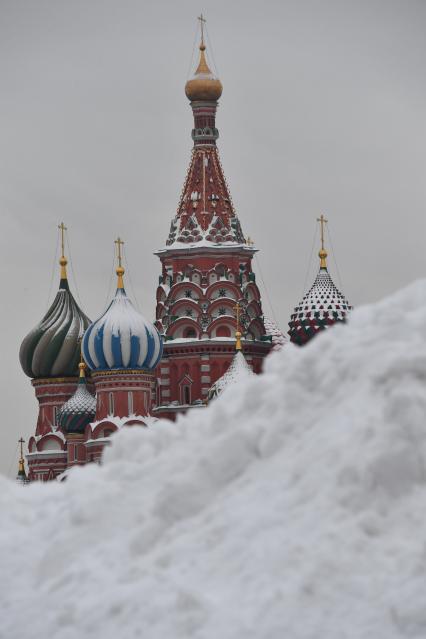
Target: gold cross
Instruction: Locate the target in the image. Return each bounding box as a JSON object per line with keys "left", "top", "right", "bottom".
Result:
{"left": 58, "top": 222, "right": 67, "bottom": 258}
{"left": 18, "top": 437, "right": 25, "bottom": 459}
{"left": 198, "top": 13, "right": 206, "bottom": 46}
{"left": 317, "top": 214, "right": 328, "bottom": 251}
{"left": 234, "top": 302, "right": 241, "bottom": 332}
{"left": 114, "top": 237, "right": 124, "bottom": 268}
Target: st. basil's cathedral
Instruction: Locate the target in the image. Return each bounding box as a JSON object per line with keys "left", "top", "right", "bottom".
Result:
{"left": 16, "top": 23, "right": 352, "bottom": 482}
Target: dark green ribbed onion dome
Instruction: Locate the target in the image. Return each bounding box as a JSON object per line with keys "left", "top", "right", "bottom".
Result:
{"left": 58, "top": 363, "right": 96, "bottom": 434}
{"left": 19, "top": 274, "right": 91, "bottom": 378}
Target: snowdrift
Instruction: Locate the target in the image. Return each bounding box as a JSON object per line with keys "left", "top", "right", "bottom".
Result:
{"left": 2, "top": 281, "right": 426, "bottom": 639}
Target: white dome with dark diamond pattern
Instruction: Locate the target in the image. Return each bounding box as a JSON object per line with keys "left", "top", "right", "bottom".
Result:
{"left": 288, "top": 268, "right": 352, "bottom": 346}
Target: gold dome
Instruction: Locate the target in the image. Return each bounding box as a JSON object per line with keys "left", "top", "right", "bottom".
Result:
{"left": 185, "top": 44, "right": 223, "bottom": 102}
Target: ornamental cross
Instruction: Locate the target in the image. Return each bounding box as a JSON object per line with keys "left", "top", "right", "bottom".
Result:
{"left": 115, "top": 237, "right": 124, "bottom": 268}
{"left": 198, "top": 13, "right": 206, "bottom": 45}
{"left": 317, "top": 214, "right": 328, "bottom": 251}
{"left": 234, "top": 302, "right": 241, "bottom": 332}
{"left": 18, "top": 437, "right": 25, "bottom": 459}
{"left": 58, "top": 222, "right": 67, "bottom": 258}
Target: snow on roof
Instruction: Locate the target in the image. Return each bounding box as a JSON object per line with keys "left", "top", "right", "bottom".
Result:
{"left": 155, "top": 238, "right": 257, "bottom": 254}
{"left": 88, "top": 414, "right": 150, "bottom": 430}
{"left": 207, "top": 351, "right": 255, "bottom": 400}
{"left": 3, "top": 280, "right": 426, "bottom": 638}
{"left": 263, "top": 316, "right": 287, "bottom": 350}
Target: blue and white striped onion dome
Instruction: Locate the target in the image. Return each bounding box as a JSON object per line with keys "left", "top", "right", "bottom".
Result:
{"left": 82, "top": 286, "right": 163, "bottom": 371}
{"left": 58, "top": 364, "right": 96, "bottom": 434}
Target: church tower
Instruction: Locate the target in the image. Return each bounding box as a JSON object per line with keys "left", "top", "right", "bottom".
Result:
{"left": 154, "top": 19, "right": 272, "bottom": 419}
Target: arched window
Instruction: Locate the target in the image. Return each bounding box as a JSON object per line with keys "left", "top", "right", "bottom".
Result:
{"left": 216, "top": 326, "right": 231, "bottom": 337}
{"left": 184, "top": 327, "right": 197, "bottom": 338}
{"left": 128, "top": 391, "right": 134, "bottom": 415}
{"left": 108, "top": 392, "right": 114, "bottom": 416}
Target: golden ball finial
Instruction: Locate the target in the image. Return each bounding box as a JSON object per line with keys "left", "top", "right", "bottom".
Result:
{"left": 116, "top": 265, "right": 125, "bottom": 290}
{"left": 319, "top": 248, "right": 328, "bottom": 269}
{"left": 185, "top": 44, "right": 223, "bottom": 102}
{"left": 59, "top": 256, "right": 68, "bottom": 280}
{"left": 78, "top": 361, "right": 86, "bottom": 377}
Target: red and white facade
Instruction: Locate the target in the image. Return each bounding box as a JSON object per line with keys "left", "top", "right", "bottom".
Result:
{"left": 20, "top": 34, "right": 277, "bottom": 479}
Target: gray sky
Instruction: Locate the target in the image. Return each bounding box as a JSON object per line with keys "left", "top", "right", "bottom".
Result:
{"left": 1, "top": 0, "right": 425, "bottom": 477}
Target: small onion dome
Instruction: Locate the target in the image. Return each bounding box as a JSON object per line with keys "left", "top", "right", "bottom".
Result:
{"left": 82, "top": 266, "right": 163, "bottom": 371}
{"left": 288, "top": 264, "right": 352, "bottom": 346}
{"left": 185, "top": 43, "right": 223, "bottom": 102}
{"left": 208, "top": 351, "right": 255, "bottom": 401}
{"left": 58, "top": 362, "right": 96, "bottom": 434}
{"left": 19, "top": 264, "right": 91, "bottom": 378}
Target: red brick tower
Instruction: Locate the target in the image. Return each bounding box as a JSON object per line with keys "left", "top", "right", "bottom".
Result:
{"left": 154, "top": 25, "right": 272, "bottom": 419}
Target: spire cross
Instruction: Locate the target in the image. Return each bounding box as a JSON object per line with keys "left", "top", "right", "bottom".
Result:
{"left": 317, "top": 214, "right": 328, "bottom": 251}
{"left": 234, "top": 301, "right": 241, "bottom": 332}
{"left": 233, "top": 302, "right": 243, "bottom": 351}
{"left": 58, "top": 222, "right": 67, "bottom": 258}
{"left": 18, "top": 437, "right": 25, "bottom": 460}
{"left": 115, "top": 237, "right": 124, "bottom": 268}
{"left": 198, "top": 13, "right": 206, "bottom": 46}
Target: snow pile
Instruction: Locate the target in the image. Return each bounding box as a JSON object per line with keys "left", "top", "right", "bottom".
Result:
{"left": 2, "top": 281, "right": 426, "bottom": 638}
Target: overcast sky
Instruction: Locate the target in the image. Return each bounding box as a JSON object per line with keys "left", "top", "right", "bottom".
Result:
{"left": 1, "top": 0, "right": 425, "bottom": 477}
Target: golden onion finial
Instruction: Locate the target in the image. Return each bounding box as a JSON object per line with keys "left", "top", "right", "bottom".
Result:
{"left": 17, "top": 437, "right": 26, "bottom": 477}
{"left": 185, "top": 15, "right": 223, "bottom": 102}
{"left": 58, "top": 222, "right": 68, "bottom": 280}
{"left": 114, "top": 237, "right": 125, "bottom": 289}
{"left": 317, "top": 214, "right": 328, "bottom": 269}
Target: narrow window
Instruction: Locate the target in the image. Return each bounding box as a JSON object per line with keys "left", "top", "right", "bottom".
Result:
{"left": 108, "top": 392, "right": 114, "bottom": 415}
{"left": 128, "top": 391, "right": 134, "bottom": 415}
{"left": 184, "top": 386, "right": 190, "bottom": 405}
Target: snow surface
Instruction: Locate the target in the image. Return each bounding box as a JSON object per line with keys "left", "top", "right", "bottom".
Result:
{"left": 3, "top": 281, "right": 426, "bottom": 638}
